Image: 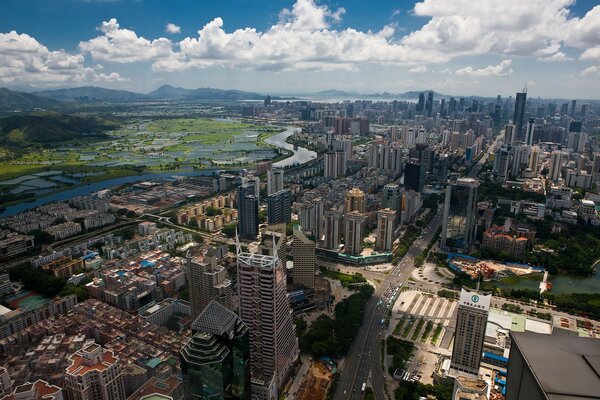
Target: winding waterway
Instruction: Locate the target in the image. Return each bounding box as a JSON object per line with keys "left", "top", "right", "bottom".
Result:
{"left": 0, "top": 125, "right": 315, "bottom": 218}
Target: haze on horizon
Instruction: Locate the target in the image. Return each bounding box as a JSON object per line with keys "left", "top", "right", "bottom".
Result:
{"left": 1, "top": 0, "right": 600, "bottom": 99}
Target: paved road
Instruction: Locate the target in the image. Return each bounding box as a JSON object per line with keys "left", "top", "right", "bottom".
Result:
{"left": 335, "top": 139, "right": 496, "bottom": 400}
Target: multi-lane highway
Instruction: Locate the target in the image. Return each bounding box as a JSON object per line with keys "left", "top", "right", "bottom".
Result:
{"left": 334, "top": 139, "right": 495, "bottom": 400}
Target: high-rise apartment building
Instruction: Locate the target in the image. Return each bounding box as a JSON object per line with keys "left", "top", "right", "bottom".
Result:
{"left": 181, "top": 301, "right": 250, "bottom": 400}
{"left": 291, "top": 228, "right": 316, "bottom": 288}
{"left": 549, "top": 150, "right": 563, "bottom": 182}
{"left": 513, "top": 91, "right": 527, "bottom": 142}
{"left": 592, "top": 153, "right": 600, "bottom": 186}
{"left": 441, "top": 178, "right": 479, "bottom": 250}
{"left": 267, "top": 189, "right": 292, "bottom": 224}
{"left": 450, "top": 289, "right": 491, "bottom": 375}
{"left": 344, "top": 188, "right": 366, "bottom": 213}
{"left": 504, "top": 124, "right": 515, "bottom": 145}
{"left": 236, "top": 248, "right": 298, "bottom": 400}
{"left": 375, "top": 209, "right": 396, "bottom": 252}
{"left": 323, "top": 210, "right": 342, "bottom": 251}
{"left": 64, "top": 343, "right": 126, "bottom": 400}
{"left": 298, "top": 198, "right": 323, "bottom": 241}
{"left": 188, "top": 256, "right": 232, "bottom": 319}
{"left": 344, "top": 211, "right": 366, "bottom": 256}
{"left": 266, "top": 169, "right": 284, "bottom": 196}
{"left": 237, "top": 183, "right": 259, "bottom": 239}
{"left": 382, "top": 183, "right": 401, "bottom": 216}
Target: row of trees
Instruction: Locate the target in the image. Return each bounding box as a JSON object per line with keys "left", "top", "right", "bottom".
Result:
{"left": 299, "top": 285, "right": 374, "bottom": 358}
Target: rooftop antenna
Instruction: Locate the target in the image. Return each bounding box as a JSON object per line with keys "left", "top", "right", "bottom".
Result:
{"left": 523, "top": 82, "right": 528, "bottom": 94}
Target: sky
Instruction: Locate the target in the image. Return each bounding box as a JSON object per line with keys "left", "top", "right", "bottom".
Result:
{"left": 1, "top": 0, "right": 600, "bottom": 98}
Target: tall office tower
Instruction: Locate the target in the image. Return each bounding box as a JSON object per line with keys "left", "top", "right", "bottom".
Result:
{"left": 547, "top": 102, "right": 556, "bottom": 115}
{"left": 344, "top": 211, "right": 366, "bottom": 256}
{"left": 237, "top": 184, "right": 259, "bottom": 240}
{"left": 426, "top": 91, "right": 434, "bottom": 117}
{"left": 569, "top": 120, "right": 583, "bottom": 133}
{"left": 236, "top": 247, "right": 298, "bottom": 400}
{"left": 375, "top": 208, "right": 396, "bottom": 252}
{"left": 323, "top": 151, "right": 338, "bottom": 178}
{"left": 188, "top": 256, "right": 233, "bottom": 319}
{"left": 382, "top": 183, "right": 402, "bottom": 213}
{"left": 267, "top": 189, "right": 291, "bottom": 224}
{"left": 504, "top": 124, "right": 515, "bottom": 145}
{"left": 410, "top": 143, "right": 435, "bottom": 173}
{"left": 404, "top": 159, "right": 425, "bottom": 192}
{"left": 493, "top": 148, "right": 510, "bottom": 182}
{"left": 441, "top": 178, "right": 479, "bottom": 250}
{"left": 513, "top": 91, "right": 527, "bottom": 142}
{"left": 266, "top": 168, "right": 284, "bottom": 196}
{"left": 440, "top": 98, "right": 447, "bottom": 118}
{"left": 64, "top": 343, "right": 126, "bottom": 400}
{"left": 570, "top": 99, "right": 576, "bottom": 117}
{"left": 560, "top": 102, "right": 569, "bottom": 117}
{"left": 525, "top": 118, "right": 535, "bottom": 146}
{"left": 344, "top": 187, "right": 366, "bottom": 213}
{"left": 528, "top": 146, "right": 541, "bottom": 172}
{"left": 592, "top": 153, "right": 600, "bottom": 185}
{"left": 450, "top": 289, "right": 491, "bottom": 375}
{"left": 581, "top": 103, "right": 587, "bottom": 117}
{"left": 181, "top": 301, "right": 250, "bottom": 400}
{"left": 291, "top": 227, "right": 316, "bottom": 288}
{"left": 506, "top": 332, "right": 600, "bottom": 400}
{"left": 258, "top": 225, "right": 287, "bottom": 271}
{"left": 549, "top": 150, "right": 563, "bottom": 182}
{"left": 448, "top": 97, "right": 457, "bottom": 115}
{"left": 459, "top": 97, "right": 466, "bottom": 111}
{"left": 323, "top": 210, "right": 343, "bottom": 251}
{"left": 416, "top": 92, "right": 425, "bottom": 113}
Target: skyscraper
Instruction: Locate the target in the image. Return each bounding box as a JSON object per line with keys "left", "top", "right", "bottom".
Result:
{"left": 323, "top": 151, "right": 338, "bottom": 179}
{"left": 181, "top": 301, "right": 250, "bottom": 400}
{"left": 267, "top": 189, "right": 292, "bottom": 224}
{"left": 425, "top": 91, "right": 434, "bottom": 117}
{"left": 513, "top": 91, "right": 527, "bottom": 142}
{"left": 592, "top": 153, "right": 600, "bottom": 186}
{"left": 237, "top": 247, "right": 298, "bottom": 400}
{"left": 404, "top": 159, "right": 425, "bottom": 193}
{"left": 504, "top": 124, "right": 515, "bottom": 145}
{"left": 298, "top": 198, "right": 324, "bottom": 241}
{"left": 237, "top": 183, "right": 259, "bottom": 239}
{"left": 375, "top": 208, "right": 396, "bottom": 252}
{"left": 64, "top": 343, "right": 127, "bottom": 400}
{"left": 549, "top": 150, "right": 563, "bottom": 182}
{"left": 525, "top": 117, "right": 535, "bottom": 146}
{"left": 344, "top": 211, "right": 366, "bottom": 256}
{"left": 344, "top": 188, "right": 366, "bottom": 213}
{"left": 382, "top": 183, "right": 401, "bottom": 214}
{"left": 258, "top": 225, "right": 287, "bottom": 271}
{"left": 323, "top": 210, "right": 342, "bottom": 251}
{"left": 450, "top": 289, "right": 491, "bottom": 375}
{"left": 570, "top": 99, "right": 576, "bottom": 118}
{"left": 416, "top": 92, "right": 425, "bottom": 113}
{"left": 266, "top": 168, "right": 284, "bottom": 196}
{"left": 188, "top": 255, "right": 233, "bottom": 319}
{"left": 441, "top": 178, "right": 479, "bottom": 250}
{"left": 291, "top": 227, "right": 316, "bottom": 288}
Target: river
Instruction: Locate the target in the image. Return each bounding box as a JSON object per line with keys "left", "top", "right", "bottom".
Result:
{"left": 264, "top": 126, "right": 317, "bottom": 168}
{"left": 0, "top": 125, "right": 315, "bottom": 218}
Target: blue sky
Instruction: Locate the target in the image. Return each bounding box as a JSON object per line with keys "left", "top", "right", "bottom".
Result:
{"left": 1, "top": 0, "right": 600, "bottom": 98}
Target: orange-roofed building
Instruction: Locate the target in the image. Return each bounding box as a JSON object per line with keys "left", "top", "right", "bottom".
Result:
{"left": 63, "top": 343, "right": 126, "bottom": 400}
{"left": 1, "top": 379, "right": 63, "bottom": 400}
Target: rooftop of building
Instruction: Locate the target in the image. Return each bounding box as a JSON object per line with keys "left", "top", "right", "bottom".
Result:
{"left": 191, "top": 300, "right": 240, "bottom": 336}
{"left": 1, "top": 379, "right": 62, "bottom": 400}
{"left": 509, "top": 332, "right": 600, "bottom": 399}
{"left": 66, "top": 344, "right": 118, "bottom": 376}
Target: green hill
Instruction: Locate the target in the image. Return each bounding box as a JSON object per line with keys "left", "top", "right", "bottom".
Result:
{"left": 0, "top": 87, "right": 60, "bottom": 111}
{"left": 0, "top": 113, "right": 118, "bottom": 143}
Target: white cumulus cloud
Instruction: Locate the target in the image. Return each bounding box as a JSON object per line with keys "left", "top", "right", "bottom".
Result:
{"left": 456, "top": 60, "right": 513, "bottom": 77}
{"left": 409, "top": 65, "right": 427, "bottom": 73}
{"left": 165, "top": 23, "right": 181, "bottom": 34}
{"left": 0, "top": 30, "right": 125, "bottom": 87}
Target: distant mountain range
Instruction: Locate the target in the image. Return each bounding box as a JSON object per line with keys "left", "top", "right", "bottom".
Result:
{"left": 0, "top": 85, "right": 456, "bottom": 111}
{"left": 312, "top": 89, "right": 448, "bottom": 99}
